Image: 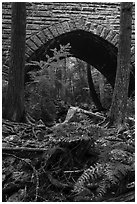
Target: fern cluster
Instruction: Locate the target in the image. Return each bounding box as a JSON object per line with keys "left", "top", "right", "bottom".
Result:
{"left": 73, "top": 160, "right": 134, "bottom": 201}
{"left": 73, "top": 163, "right": 104, "bottom": 194}
{"left": 73, "top": 129, "right": 135, "bottom": 201}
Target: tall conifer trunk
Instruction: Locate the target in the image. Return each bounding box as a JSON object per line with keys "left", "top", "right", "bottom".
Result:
{"left": 3, "top": 3, "right": 26, "bottom": 121}
{"left": 108, "top": 2, "right": 132, "bottom": 128}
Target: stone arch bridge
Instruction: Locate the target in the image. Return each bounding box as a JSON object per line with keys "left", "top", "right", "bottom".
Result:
{"left": 2, "top": 2, "right": 135, "bottom": 95}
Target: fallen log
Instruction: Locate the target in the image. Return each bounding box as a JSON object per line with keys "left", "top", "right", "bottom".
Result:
{"left": 63, "top": 106, "right": 105, "bottom": 124}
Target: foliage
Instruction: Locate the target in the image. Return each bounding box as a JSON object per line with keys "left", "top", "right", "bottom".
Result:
{"left": 27, "top": 43, "right": 71, "bottom": 96}
{"left": 2, "top": 105, "right": 135, "bottom": 202}
{"left": 26, "top": 42, "right": 114, "bottom": 113}
{"left": 25, "top": 43, "right": 95, "bottom": 123}
{"left": 73, "top": 126, "right": 135, "bottom": 201}
{"left": 25, "top": 44, "right": 71, "bottom": 123}
{"left": 73, "top": 161, "right": 134, "bottom": 201}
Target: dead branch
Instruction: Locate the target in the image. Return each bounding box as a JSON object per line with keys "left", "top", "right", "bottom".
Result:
{"left": 2, "top": 147, "right": 48, "bottom": 153}
{"left": 47, "top": 173, "right": 72, "bottom": 189}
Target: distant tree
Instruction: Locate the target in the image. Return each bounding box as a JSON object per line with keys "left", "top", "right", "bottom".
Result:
{"left": 87, "top": 64, "right": 104, "bottom": 111}
{"left": 3, "top": 3, "right": 26, "bottom": 121}
{"left": 107, "top": 2, "right": 133, "bottom": 129}
{"left": 99, "top": 73, "right": 105, "bottom": 104}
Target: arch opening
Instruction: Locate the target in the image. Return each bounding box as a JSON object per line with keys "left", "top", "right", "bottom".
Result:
{"left": 28, "top": 30, "right": 118, "bottom": 86}
{"left": 26, "top": 29, "right": 134, "bottom": 95}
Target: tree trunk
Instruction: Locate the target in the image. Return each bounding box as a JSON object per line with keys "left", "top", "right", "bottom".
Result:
{"left": 87, "top": 64, "right": 104, "bottom": 111}
{"left": 99, "top": 73, "right": 105, "bottom": 104}
{"left": 3, "top": 3, "right": 26, "bottom": 122}
{"left": 108, "top": 2, "right": 132, "bottom": 128}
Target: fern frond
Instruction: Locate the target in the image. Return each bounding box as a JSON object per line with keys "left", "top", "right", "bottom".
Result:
{"left": 94, "top": 178, "right": 107, "bottom": 201}
{"left": 105, "top": 162, "right": 134, "bottom": 187}
{"left": 73, "top": 160, "right": 134, "bottom": 199}
{"left": 112, "top": 142, "right": 135, "bottom": 154}
{"left": 73, "top": 163, "right": 103, "bottom": 193}
{"left": 109, "top": 148, "right": 134, "bottom": 165}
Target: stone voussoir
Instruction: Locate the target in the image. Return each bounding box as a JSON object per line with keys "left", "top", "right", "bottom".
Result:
{"left": 36, "top": 30, "right": 47, "bottom": 44}
{"left": 25, "top": 46, "right": 34, "bottom": 58}
{"left": 106, "top": 30, "right": 117, "bottom": 43}
{"left": 74, "top": 17, "right": 86, "bottom": 30}
{"left": 96, "top": 24, "right": 104, "bottom": 36}
{"left": 30, "top": 35, "right": 43, "bottom": 47}
{"left": 84, "top": 22, "right": 91, "bottom": 32}
{"left": 68, "top": 20, "right": 77, "bottom": 31}
{"left": 89, "top": 23, "right": 98, "bottom": 35}
{"left": 26, "top": 39, "right": 39, "bottom": 51}
{"left": 54, "top": 22, "right": 65, "bottom": 35}
{"left": 100, "top": 26, "right": 110, "bottom": 39}
{"left": 61, "top": 21, "right": 71, "bottom": 33}
{"left": 111, "top": 33, "right": 119, "bottom": 46}
{"left": 43, "top": 28, "right": 54, "bottom": 40}
{"left": 48, "top": 24, "right": 59, "bottom": 37}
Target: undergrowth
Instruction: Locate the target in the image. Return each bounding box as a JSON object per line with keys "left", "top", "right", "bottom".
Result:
{"left": 73, "top": 124, "right": 135, "bottom": 201}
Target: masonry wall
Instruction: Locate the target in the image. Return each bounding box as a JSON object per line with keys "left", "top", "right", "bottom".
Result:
{"left": 2, "top": 2, "right": 135, "bottom": 64}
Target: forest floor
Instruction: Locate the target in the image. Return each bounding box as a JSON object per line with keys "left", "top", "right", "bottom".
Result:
{"left": 2, "top": 106, "right": 135, "bottom": 202}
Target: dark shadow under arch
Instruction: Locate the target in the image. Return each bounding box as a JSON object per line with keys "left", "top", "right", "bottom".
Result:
{"left": 27, "top": 30, "right": 135, "bottom": 96}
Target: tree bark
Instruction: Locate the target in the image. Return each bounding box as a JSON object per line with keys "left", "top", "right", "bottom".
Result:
{"left": 108, "top": 2, "right": 132, "bottom": 127}
{"left": 3, "top": 3, "right": 26, "bottom": 122}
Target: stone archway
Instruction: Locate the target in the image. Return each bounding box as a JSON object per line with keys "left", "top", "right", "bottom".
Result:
{"left": 3, "top": 19, "right": 135, "bottom": 95}
{"left": 25, "top": 19, "right": 120, "bottom": 59}
{"left": 25, "top": 19, "right": 135, "bottom": 65}
{"left": 24, "top": 19, "right": 134, "bottom": 95}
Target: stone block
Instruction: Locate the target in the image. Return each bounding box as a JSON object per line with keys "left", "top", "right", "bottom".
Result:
{"left": 111, "top": 33, "right": 119, "bottom": 46}
{"left": 43, "top": 28, "right": 53, "bottom": 40}
{"left": 48, "top": 25, "right": 59, "bottom": 37}
{"left": 75, "top": 17, "right": 86, "bottom": 30}
{"left": 30, "top": 35, "right": 43, "bottom": 47}
{"left": 100, "top": 27, "right": 110, "bottom": 39}
{"left": 96, "top": 25, "right": 104, "bottom": 36}
{"left": 84, "top": 22, "right": 91, "bottom": 32}
{"left": 26, "top": 39, "right": 38, "bottom": 52}
{"left": 55, "top": 23, "right": 65, "bottom": 35}
{"left": 89, "top": 23, "right": 98, "bottom": 34}
{"left": 106, "top": 30, "right": 117, "bottom": 43}
{"left": 25, "top": 45, "right": 34, "bottom": 57}
{"left": 61, "top": 21, "right": 71, "bottom": 33}
{"left": 68, "top": 20, "right": 77, "bottom": 31}
{"left": 36, "top": 30, "right": 46, "bottom": 43}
